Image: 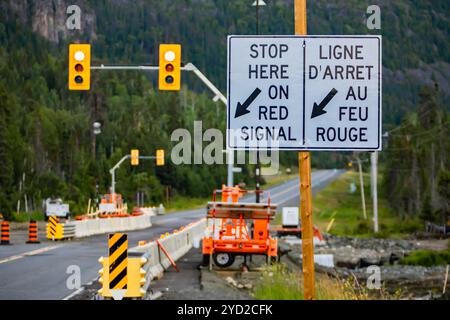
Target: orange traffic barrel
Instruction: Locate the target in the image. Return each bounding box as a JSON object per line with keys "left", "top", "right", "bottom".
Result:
{"left": 26, "top": 220, "right": 40, "bottom": 244}
{"left": 1, "top": 221, "right": 10, "bottom": 245}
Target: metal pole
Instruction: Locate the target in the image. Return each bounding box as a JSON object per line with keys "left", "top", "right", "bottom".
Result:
{"left": 357, "top": 156, "right": 367, "bottom": 220}
{"left": 183, "top": 63, "right": 232, "bottom": 186}
{"left": 255, "top": 1, "right": 261, "bottom": 202}
{"left": 371, "top": 151, "right": 379, "bottom": 232}
{"left": 109, "top": 155, "right": 131, "bottom": 196}
{"left": 227, "top": 151, "right": 234, "bottom": 187}
{"left": 256, "top": 155, "right": 261, "bottom": 203}
{"left": 295, "top": 0, "right": 315, "bottom": 300}
{"left": 111, "top": 170, "right": 115, "bottom": 195}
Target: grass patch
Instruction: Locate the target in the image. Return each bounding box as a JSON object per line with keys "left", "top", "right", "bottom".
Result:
{"left": 313, "top": 171, "right": 422, "bottom": 238}
{"left": 401, "top": 250, "right": 450, "bottom": 267}
{"left": 164, "top": 196, "right": 210, "bottom": 212}
{"left": 10, "top": 211, "right": 45, "bottom": 222}
{"left": 252, "top": 264, "right": 396, "bottom": 300}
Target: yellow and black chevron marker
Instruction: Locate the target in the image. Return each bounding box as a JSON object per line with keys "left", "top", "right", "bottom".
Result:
{"left": 47, "top": 216, "right": 58, "bottom": 237}
{"left": 46, "top": 216, "right": 63, "bottom": 240}
{"left": 108, "top": 233, "right": 128, "bottom": 292}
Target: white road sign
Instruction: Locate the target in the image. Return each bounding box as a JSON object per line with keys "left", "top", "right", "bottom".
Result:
{"left": 227, "top": 35, "right": 382, "bottom": 151}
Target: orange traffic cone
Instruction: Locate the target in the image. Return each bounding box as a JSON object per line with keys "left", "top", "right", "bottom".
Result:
{"left": 26, "top": 220, "right": 40, "bottom": 244}
{"left": 1, "top": 221, "right": 10, "bottom": 245}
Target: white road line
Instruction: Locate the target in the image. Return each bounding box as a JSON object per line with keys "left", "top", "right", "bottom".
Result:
{"left": 0, "top": 245, "right": 63, "bottom": 265}
{"left": 62, "top": 286, "right": 85, "bottom": 300}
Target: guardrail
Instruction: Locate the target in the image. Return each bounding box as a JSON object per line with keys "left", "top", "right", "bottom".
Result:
{"left": 425, "top": 221, "right": 449, "bottom": 235}
{"left": 98, "top": 218, "right": 208, "bottom": 299}
{"left": 46, "top": 217, "right": 77, "bottom": 240}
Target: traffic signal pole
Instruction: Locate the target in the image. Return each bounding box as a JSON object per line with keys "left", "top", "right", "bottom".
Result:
{"left": 109, "top": 154, "right": 160, "bottom": 195}
{"left": 295, "top": 0, "right": 315, "bottom": 300}
{"left": 110, "top": 155, "right": 131, "bottom": 195}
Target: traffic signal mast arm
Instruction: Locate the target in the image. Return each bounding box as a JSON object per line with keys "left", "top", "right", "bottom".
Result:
{"left": 90, "top": 63, "right": 227, "bottom": 106}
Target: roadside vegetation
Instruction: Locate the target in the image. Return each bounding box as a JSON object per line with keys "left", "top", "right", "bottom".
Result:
{"left": 313, "top": 171, "right": 423, "bottom": 238}
{"left": 2, "top": 1, "right": 449, "bottom": 223}
{"left": 401, "top": 249, "right": 450, "bottom": 267}
{"left": 165, "top": 196, "right": 210, "bottom": 212}
{"left": 253, "top": 264, "right": 399, "bottom": 300}
{"left": 10, "top": 211, "right": 45, "bottom": 222}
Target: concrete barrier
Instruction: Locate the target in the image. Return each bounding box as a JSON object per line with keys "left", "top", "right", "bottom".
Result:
{"left": 72, "top": 214, "right": 152, "bottom": 238}
{"left": 126, "top": 218, "right": 207, "bottom": 294}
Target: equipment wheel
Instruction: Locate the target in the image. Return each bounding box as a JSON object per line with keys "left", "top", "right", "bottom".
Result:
{"left": 213, "top": 253, "right": 235, "bottom": 268}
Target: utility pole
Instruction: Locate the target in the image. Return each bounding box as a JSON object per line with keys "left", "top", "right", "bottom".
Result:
{"left": 356, "top": 155, "right": 367, "bottom": 220}
{"left": 371, "top": 151, "right": 379, "bottom": 232}
{"left": 295, "top": 0, "right": 315, "bottom": 300}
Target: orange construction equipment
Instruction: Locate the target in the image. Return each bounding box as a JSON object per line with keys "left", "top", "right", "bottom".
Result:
{"left": 26, "top": 220, "right": 40, "bottom": 244}
{"left": 100, "top": 193, "right": 123, "bottom": 207}
{"left": 202, "top": 185, "right": 277, "bottom": 268}
{"left": 131, "top": 207, "right": 143, "bottom": 216}
{"left": 1, "top": 221, "right": 10, "bottom": 245}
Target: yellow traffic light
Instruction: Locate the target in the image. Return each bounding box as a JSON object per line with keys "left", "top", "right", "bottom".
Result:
{"left": 97, "top": 256, "right": 110, "bottom": 297}
{"left": 131, "top": 149, "right": 139, "bottom": 166}
{"left": 126, "top": 257, "right": 147, "bottom": 298}
{"left": 348, "top": 162, "right": 353, "bottom": 167}
{"left": 156, "top": 149, "right": 165, "bottom": 166}
{"left": 69, "top": 44, "right": 91, "bottom": 90}
{"left": 158, "top": 44, "right": 181, "bottom": 91}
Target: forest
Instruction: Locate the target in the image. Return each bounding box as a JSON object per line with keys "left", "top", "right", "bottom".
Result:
{"left": 0, "top": 0, "right": 448, "bottom": 220}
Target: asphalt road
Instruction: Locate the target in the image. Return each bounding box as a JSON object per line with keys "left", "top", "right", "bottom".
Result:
{"left": 0, "top": 169, "right": 343, "bottom": 300}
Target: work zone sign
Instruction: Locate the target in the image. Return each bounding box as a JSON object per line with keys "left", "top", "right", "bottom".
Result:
{"left": 226, "top": 35, "right": 382, "bottom": 151}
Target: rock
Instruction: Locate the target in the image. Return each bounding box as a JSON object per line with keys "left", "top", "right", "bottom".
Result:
{"left": 284, "top": 234, "right": 446, "bottom": 298}
{"left": 225, "top": 277, "right": 237, "bottom": 287}
{"left": 4, "top": 0, "right": 97, "bottom": 44}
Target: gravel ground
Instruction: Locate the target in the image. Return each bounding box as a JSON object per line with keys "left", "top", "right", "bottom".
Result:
{"left": 282, "top": 235, "right": 450, "bottom": 299}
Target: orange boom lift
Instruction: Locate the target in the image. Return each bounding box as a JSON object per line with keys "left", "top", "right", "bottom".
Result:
{"left": 202, "top": 185, "right": 278, "bottom": 268}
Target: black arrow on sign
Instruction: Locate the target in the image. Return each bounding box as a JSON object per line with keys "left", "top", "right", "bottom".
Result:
{"left": 311, "top": 88, "right": 338, "bottom": 119}
{"left": 235, "top": 88, "right": 262, "bottom": 118}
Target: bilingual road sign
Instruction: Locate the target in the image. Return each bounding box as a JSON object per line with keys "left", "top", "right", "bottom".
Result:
{"left": 227, "top": 35, "right": 382, "bottom": 151}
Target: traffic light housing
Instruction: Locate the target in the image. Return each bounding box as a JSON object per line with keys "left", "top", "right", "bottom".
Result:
{"left": 126, "top": 257, "right": 147, "bottom": 298}
{"left": 131, "top": 149, "right": 139, "bottom": 166}
{"left": 98, "top": 256, "right": 110, "bottom": 297}
{"left": 158, "top": 44, "right": 181, "bottom": 91}
{"left": 69, "top": 44, "right": 91, "bottom": 90}
{"left": 156, "top": 149, "right": 165, "bottom": 166}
